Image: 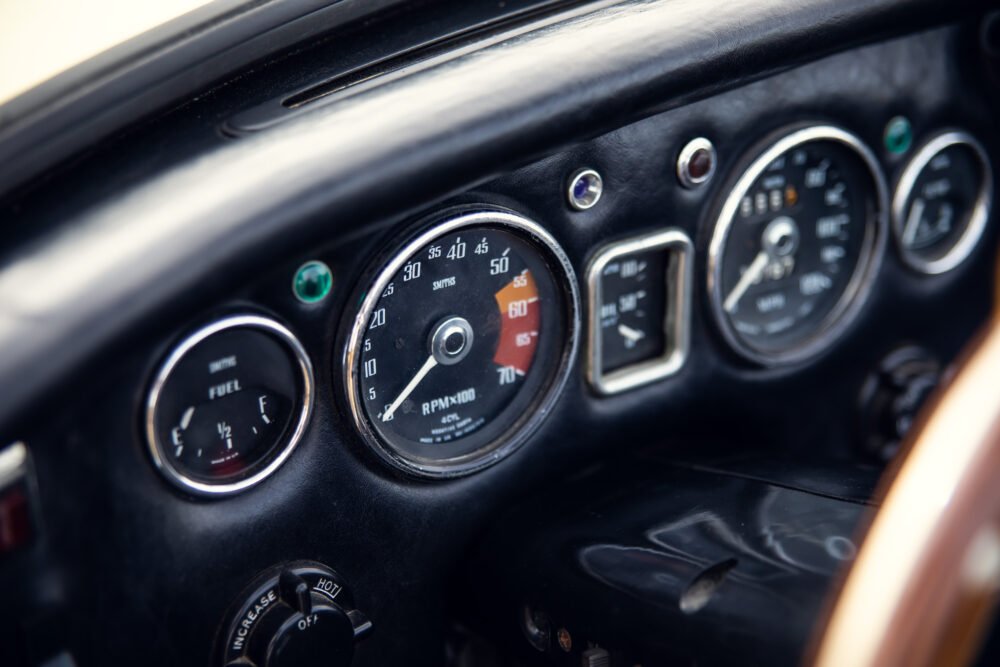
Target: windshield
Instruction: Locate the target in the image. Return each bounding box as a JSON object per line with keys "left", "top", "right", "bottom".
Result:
{"left": 0, "top": 0, "right": 212, "bottom": 107}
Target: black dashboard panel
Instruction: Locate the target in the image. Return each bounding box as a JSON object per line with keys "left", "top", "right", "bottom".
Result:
{"left": 0, "top": 0, "right": 991, "bottom": 429}
{"left": 1, "top": 1, "right": 998, "bottom": 665}
{"left": 459, "top": 455, "right": 880, "bottom": 666}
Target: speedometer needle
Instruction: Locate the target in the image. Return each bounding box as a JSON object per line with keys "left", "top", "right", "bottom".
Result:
{"left": 723, "top": 250, "right": 769, "bottom": 313}
{"left": 382, "top": 355, "right": 438, "bottom": 422}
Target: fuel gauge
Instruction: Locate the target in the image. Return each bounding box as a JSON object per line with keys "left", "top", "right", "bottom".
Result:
{"left": 893, "top": 131, "right": 993, "bottom": 274}
{"left": 145, "top": 315, "right": 313, "bottom": 496}
{"left": 586, "top": 230, "right": 693, "bottom": 394}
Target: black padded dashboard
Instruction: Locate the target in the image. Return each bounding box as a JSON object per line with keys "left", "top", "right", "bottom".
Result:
{"left": 1, "top": 1, "right": 999, "bottom": 665}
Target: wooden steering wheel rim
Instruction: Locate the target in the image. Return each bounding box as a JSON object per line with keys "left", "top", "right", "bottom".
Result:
{"left": 811, "top": 310, "right": 1000, "bottom": 667}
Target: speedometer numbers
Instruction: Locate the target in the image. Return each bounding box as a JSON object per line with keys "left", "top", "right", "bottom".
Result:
{"left": 345, "top": 210, "right": 579, "bottom": 478}
{"left": 708, "top": 126, "right": 888, "bottom": 365}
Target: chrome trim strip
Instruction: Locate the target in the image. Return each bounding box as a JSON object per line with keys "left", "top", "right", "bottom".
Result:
{"left": 343, "top": 209, "right": 580, "bottom": 478}
{"left": 145, "top": 314, "right": 314, "bottom": 497}
{"left": 586, "top": 229, "right": 693, "bottom": 394}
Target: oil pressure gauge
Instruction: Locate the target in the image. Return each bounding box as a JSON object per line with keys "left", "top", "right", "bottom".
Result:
{"left": 586, "top": 229, "right": 693, "bottom": 394}
{"left": 146, "top": 315, "right": 313, "bottom": 496}
{"left": 893, "top": 130, "right": 993, "bottom": 274}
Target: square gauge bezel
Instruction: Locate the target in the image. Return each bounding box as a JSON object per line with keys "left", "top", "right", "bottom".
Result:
{"left": 586, "top": 229, "right": 694, "bottom": 395}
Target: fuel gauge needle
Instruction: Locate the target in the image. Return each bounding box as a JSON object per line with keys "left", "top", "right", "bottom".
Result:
{"left": 724, "top": 250, "right": 769, "bottom": 313}
{"left": 382, "top": 355, "right": 438, "bottom": 422}
{"left": 180, "top": 406, "right": 195, "bottom": 430}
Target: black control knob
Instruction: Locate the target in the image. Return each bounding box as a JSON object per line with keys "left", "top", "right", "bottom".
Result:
{"left": 220, "top": 563, "right": 372, "bottom": 667}
{"left": 859, "top": 347, "right": 942, "bottom": 462}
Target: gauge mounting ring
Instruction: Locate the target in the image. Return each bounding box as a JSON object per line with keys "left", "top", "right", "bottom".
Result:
{"left": 145, "top": 314, "right": 314, "bottom": 497}
{"left": 342, "top": 209, "right": 580, "bottom": 479}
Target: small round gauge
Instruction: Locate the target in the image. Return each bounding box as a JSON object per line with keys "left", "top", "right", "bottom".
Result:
{"left": 893, "top": 131, "right": 993, "bottom": 274}
{"left": 344, "top": 209, "right": 579, "bottom": 478}
{"left": 146, "top": 315, "right": 313, "bottom": 496}
{"left": 708, "top": 125, "right": 888, "bottom": 365}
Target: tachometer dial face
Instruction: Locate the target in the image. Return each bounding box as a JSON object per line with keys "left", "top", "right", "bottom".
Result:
{"left": 708, "top": 126, "right": 887, "bottom": 365}
{"left": 893, "top": 131, "right": 993, "bottom": 274}
{"left": 345, "top": 210, "right": 579, "bottom": 477}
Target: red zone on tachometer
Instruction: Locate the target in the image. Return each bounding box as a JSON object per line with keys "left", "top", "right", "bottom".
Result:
{"left": 493, "top": 269, "right": 541, "bottom": 375}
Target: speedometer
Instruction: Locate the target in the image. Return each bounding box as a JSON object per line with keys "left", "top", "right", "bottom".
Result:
{"left": 707, "top": 125, "right": 888, "bottom": 365}
{"left": 344, "top": 209, "right": 579, "bottom": 477}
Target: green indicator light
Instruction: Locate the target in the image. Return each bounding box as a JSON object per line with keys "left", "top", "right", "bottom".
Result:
{"left": 293, "top": 261, "right": 333, "bottom": 303}
{"left": 884, "top": 116, "right": 913, "bottom": 155}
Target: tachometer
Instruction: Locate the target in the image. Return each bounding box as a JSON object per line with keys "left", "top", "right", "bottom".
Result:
{"left": 707, "top": 125, "right": 888, "bottom": 365}
{"left": 344, "top": 209, "right": 579, "bottom": 477}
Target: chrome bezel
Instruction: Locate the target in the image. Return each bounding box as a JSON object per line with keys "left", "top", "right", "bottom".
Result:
{"left": 343, "top": 209, "right": 580, "bottom": 479}
{"left": 566, "top": 168, "right": 604, "bottom": 211}
{"left": 676, "top": 137, "right": 717, "bottom": 189}
{"left": 145, "top": 315, "right": 314, "bottom": 497}
{"left": 707, "top": 124, "right": 889, "bottom": 366}
{"left": 586, "top": 229, "right": 693, "bottom": 395}
{"left": 892, "top": 130, "right": 993, "bottom": 275}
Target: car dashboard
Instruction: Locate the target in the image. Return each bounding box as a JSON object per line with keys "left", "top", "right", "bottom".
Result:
{"left": 0, "top": 1, "right": 999, "bottom": 665}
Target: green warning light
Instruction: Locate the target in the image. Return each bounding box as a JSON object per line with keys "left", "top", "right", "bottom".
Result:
{"left": 884, "top": 116, "right": 913, "bottom": 155}
{"left": 293, "top": 261, "right": 333, "bottom": 303}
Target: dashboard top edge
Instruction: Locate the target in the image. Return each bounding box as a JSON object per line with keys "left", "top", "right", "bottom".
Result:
{"left": 0, "top": 0, "right": 413, "bottom": 195}
{"left": 0, "top": 0, "right": 989, "bottom": 433}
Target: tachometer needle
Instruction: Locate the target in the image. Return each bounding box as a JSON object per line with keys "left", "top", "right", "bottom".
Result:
{"left": 382, "top": 355, "right": 438, "bottom": 422}
{"left": 617, "top": 324, "right": 645, "bottom": 342}
{"left": 724, "top": 250, "right": 769, "bottom": 313}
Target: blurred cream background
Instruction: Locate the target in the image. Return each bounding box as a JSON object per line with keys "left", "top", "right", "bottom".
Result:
{"left": 0, "top": 0, "right": 211, "bottom": 107}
